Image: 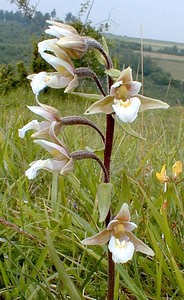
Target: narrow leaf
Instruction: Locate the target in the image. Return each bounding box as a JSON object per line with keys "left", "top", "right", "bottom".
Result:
{"left": 71, "top": 92, "right": 101, "bottom": 100}
{"left": 105, "top": 68, "right": 121, "bottom": 80}
{"left": 97, "top": 182, "right": 113, "bottom": 222}
{"left": 93, "top": 48, "right": 106, "bottom": 65}
{"left": 46, "top": 229, "right": 84, "bottom": 300}
{"left": 116, "top": 170, "right": 130, "bottom": 214}
{"left": 115, "top": 116, "right": 146, "bottom": 140}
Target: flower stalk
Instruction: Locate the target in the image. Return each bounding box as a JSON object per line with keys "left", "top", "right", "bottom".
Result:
{"left": 60, "top": 116, "right": 105, "bottom": 144}
{"left": 75, "top": 67, "right": 107, "bottom": 96}
{"left": 71, "top": 150, "right": 109, "bottom": 183}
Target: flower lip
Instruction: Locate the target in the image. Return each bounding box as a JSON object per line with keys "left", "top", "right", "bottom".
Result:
{"left": 112, "top": 97, "right": 141, "bottom": 123}
{"left": 108, "top": 235, "right": 135, "bottom": 263}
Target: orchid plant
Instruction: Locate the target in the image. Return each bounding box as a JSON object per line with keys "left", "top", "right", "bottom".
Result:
{"left": 19, "top": 20, "right": 169, "bottom": 299}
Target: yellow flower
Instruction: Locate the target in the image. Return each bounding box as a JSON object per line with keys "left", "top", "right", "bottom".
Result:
{"left": 172, "top": 161, "right": 182, "bottom": 178}
{"left": 156, "top": 164, "right": 169, "bottom": 183}
{"left": 156, "top": 161, "right": 183, "bottom": 183}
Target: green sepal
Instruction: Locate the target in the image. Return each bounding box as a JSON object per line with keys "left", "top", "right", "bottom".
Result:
{"left": 97, "top": 182, "right": 113, "bottom": 222}
{"left": 93, "top": 36, "right": 109, "bottom": 66}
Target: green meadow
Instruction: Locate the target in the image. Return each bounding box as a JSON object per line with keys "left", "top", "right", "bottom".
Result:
{"left": 0, "top": 87, "right": 184, "bottom": 299}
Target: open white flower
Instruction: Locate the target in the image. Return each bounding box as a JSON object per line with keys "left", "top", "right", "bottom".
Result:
{"left": 82, "top": 203, "right": 154, "bottom": 264}
{"left": 85, "top": 67, "right": 169, "bottom": 123}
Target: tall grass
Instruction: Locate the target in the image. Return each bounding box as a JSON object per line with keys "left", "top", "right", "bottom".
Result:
{"left": 0, "top": 87, "right": 184, "bottom": 299}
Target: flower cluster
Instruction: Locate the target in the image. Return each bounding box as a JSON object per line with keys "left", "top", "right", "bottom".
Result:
{"left": 156, "top": 161, "right": 182, "bottom": 184}
{"left": 19, "top": 20, "right": 171, "bottom": 265}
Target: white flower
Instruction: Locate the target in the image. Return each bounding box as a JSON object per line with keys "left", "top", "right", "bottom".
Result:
{"left": 85, "top": 67, "right": 169, "bottom": 123}
{"left": 25, "top": 138, "right": 73, "bottom": 179}
{"left": 82, "top": 203, "right": 154, "bottom": 264}
{"left": 18, "top": 101, "right": 61, "bottom": 139}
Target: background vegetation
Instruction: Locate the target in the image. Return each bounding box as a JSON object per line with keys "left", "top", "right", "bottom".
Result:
{"left": 0, "top": 6, "right": 184, "bottom": 300}
{"left": 0, "top": 88, "right": 184, "bottom": 299}
{"left": 1, "top": 10, "right": 184, "bottom": 104}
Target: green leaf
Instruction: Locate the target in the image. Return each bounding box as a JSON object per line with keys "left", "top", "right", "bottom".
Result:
{"left": 85, "top": 146, "right": 105, "bottom": 154}
{"left": 105, "top": 68, "right": 121, "bottom": 80}
{"left": 46, "top": 229, "right": 84, "bottom": 300}
{"left": 101, "top": 36, "right": 109, "bottom": 55}
{"left": 71, "top": 92, "right": 101, "bottom": 100}
{"left": 97, "top": 182, "right": 113, "bottom": 222}
{"left": 93, "top": 48, "right": 106, "bottom": 65}
{"left": 115, "top": 116, "right": 146, "bottom": 140}
{"left": 93, "top": 36, "right": 109, "bottom": 66}
{"left": 116, "top": 170, "right": 130, "bottom": 214}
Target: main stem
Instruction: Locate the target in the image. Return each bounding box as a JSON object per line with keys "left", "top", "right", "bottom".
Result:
{"left": 104, "top": 114, "right": 115, "bottom": 300}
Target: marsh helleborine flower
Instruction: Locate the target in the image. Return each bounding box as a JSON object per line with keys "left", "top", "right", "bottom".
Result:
{"left": 25, "top": 122, "right": 74, "bottom": 179}
{"left": 18, "top": 100, "right": 62, "bottom": 139}
{"left": 85, "top": 67, "right": 169, "bottom": 123}
{"left": 82, "top": 203, "right": 154, "bottom": 263}
{"left": 45, "top": 20, "right": 89, "bottom": 59}
{"left": 27, "top": 37, "right": 79, "bottom": 96}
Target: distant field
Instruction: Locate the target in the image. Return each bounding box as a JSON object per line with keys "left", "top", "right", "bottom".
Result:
{"left": 107, "top": 34, "right": 184, "bottom": 80}
{"left": 109, "top": 34, "right": 184, "bottom": 51}
{"left": 143, "top": 51, "right": 184, "bottom": 80}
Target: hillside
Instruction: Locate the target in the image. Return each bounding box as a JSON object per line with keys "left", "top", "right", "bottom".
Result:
{"left": 106, "top": 33, "right": 184, "bottom": 81}
{"left": 1, "top": 10, "right": 184, "bottom": 104}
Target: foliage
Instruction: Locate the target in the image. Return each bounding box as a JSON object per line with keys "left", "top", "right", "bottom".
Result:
{"left": 0, "top": 88, "right": 184, "bottom": 299}
{"left": 0, "top": 62, "right": 28, "bottom": 94}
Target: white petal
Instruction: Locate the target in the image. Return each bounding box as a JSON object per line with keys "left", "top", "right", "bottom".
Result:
{"left": 38, "top": 39, "right": 58, "bottom": 54}
{"left": 108, "top": 236, "right": 135, "bottom": 263}
{"left": 45, "top": 26, "right": 75, "bottom": 38}
{"left": 18, "top": 120, "right": 40, "bottom": 138}
{"left": 64, "top": 75, "right": 79, "bottom": 93}
{"left": 28, "top": 72, "right": 47, "bottom": 95}
{"left": 25, "top": 159, "right": 68, "bottom": 179}
{"left": 34, "top": 139, "right": 70, "bottom": 158}
{"left": 27, "top": 105, "right": 57, "bottom": 122}
{"left": 46, "top": 73, "right": 73, "bottom": 89}
{"left": 40, "top": 52, "right": 74, "bottom": 75}
{"left": 112, "top": 97, "right": 141, "bottom": 123}
{"left": 126, "top": 81, "right": 142, "bottom": 97}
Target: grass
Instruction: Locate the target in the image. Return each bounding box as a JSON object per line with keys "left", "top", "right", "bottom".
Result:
{"left": 0, "top": 87, "right": 184, "bottom": 299}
